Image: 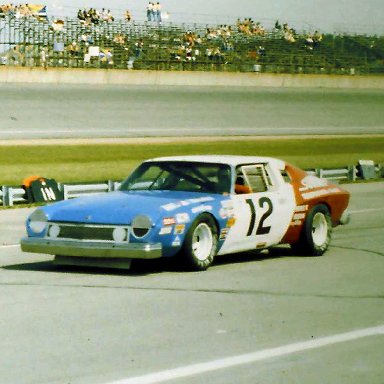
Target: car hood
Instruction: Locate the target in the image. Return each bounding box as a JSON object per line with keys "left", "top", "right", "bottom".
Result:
{"left": 42, "top": 190, "right": 217, "bottom": 225}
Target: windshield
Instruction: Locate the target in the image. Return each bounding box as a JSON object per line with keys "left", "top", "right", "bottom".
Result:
{"left": 120, "top": 161, "right": 231, "bottom": 194}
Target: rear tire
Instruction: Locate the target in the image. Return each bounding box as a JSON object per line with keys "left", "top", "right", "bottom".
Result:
{"left": 291, "top": 204, "right": 332, "bottom": 256}
{"left": 181, "top": 213, "right": 218, "bottom": 271}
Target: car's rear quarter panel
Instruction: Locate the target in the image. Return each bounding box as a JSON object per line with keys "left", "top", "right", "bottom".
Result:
{"left": 282, "top": 164, "right": 350, "bottom": 244}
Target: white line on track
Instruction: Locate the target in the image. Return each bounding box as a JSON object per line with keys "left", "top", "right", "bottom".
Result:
{"left": 350, "top": 208, "right": 384, "bottom": 214}
{"left": 0, "top": 244, "right": 19, "bottom": 249}
{"left": 108, "top": 325, "right": 384, "bottom": 384}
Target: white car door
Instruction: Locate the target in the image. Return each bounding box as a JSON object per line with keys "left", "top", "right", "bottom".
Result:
{"left": 218, "top": 163, "right": 296, "bottom": 255}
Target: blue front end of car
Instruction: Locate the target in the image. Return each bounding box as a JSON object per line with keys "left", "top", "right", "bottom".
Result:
{"left": 20, "top": 189, "right": 230, "bottom": 267}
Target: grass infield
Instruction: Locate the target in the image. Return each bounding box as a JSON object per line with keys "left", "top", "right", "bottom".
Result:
{"left": 1, "top": 136, "right": 383, "bottom": 185}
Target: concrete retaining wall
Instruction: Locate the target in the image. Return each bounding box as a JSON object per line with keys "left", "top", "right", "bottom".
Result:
{"left": 1, "top": 66, "right": 383, "bottom": 88}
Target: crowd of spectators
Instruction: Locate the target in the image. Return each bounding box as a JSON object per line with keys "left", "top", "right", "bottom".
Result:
{"left": 146, "top": 2, "right": 162, "bottom": 22}
{"left": 0, "top": 4, "right": 340, "bottom": 72}
{"left": 304, "top": 30, "right": 323, "bottom": 50}
{"left": 77, "top": 8, "right": 114, "bottom": 25}
{"left": 274, "top": 20, "right": 297, "bottom": 43}
{"left": 0, "top": 3, "right": 46, "bottom": 20}
{"left": 236, "top": 18, "right": 265, "bottom": 36}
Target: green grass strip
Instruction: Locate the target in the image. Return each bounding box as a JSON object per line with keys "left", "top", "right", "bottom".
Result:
{"left": 1, "top": 136, "right": 383, "bottom": 185}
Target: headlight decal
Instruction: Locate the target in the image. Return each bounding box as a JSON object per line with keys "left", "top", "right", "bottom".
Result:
{"left": 28, "top": 209, "right": 48, "bottom": 235}
{"left": 132, "top": 215, "right": 152, "bottom": 239}
{"left": 112, "top": 227, "right": 129, "bottom": 242}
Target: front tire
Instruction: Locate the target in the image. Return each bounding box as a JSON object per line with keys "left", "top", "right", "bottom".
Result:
{"left": 291, "top": 204, "right": 332, "bottom": 256}
{"left": 181, "top": 213, "right": 218, "bottom": 271}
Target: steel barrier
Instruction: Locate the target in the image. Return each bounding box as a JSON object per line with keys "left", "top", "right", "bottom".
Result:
{"left": 1, "top": 186, "right": 28, "bottom": 206}
{"left": 0, "top": 164, "right": 381, "bottom": 207}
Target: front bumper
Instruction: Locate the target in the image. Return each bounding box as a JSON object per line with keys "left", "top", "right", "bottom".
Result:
{"left": 20, "top": 237, "right": 162, "bottom": 259}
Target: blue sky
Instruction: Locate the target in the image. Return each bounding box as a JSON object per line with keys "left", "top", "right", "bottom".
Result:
{"left": 46, "top": 0, "right": 383, "bottom": 33}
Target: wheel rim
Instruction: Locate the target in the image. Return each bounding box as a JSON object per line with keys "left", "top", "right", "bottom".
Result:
{"left": 311, "top": 212, "right": 328, "bottom": 246}
{"left": 192, "top": 223, "right": 213, "bottom": 261}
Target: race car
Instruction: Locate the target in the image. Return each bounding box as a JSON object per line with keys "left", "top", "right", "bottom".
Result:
{"left": 20, "top": 155, "right": 350, "bottom": 271}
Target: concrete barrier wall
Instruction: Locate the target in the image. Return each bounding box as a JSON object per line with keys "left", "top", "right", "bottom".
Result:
{"left": 1, "top": 66, "right": 384, "bottom": 89}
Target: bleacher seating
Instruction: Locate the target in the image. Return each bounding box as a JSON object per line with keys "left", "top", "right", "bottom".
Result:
{"left": 0, "top": 14, "right": 383, "bottom": 74}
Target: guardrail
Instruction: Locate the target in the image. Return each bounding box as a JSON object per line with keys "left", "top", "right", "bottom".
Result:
{"left": 62, "top": 180, "right": 121, "bottom": 200}
{"left": 1, "top": 186, "right": 30, "bottom": 206}
{"left": 0, "top": 164, "right": 382, "bottom": 207}
{"left": 309, "top": 165, "right": 357, "bottom": 182}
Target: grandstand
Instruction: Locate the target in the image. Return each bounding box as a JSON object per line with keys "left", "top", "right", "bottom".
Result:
{"left": 0, "top": 11, "right": 383, "bottom": 74}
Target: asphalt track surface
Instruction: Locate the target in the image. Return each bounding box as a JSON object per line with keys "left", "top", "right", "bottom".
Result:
{"left": 0, "top": 182, "right": 383, "bottom": 384}
{"left": 0, "top": 84, "right": 384, "bottom": 139}
{"left": 0, "top": 83, "right": 383, "bottom": 383}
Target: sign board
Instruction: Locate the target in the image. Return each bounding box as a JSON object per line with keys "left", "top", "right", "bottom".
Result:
{"left": 89, "top": 46, "right": 100, "bottom": 57}
{"left": 27, "top": 178, "right": 64, "bottom": 203}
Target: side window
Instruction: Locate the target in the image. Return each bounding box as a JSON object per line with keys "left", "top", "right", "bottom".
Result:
{"left": 280, "top": 169, "right": 291, "bottom": 183}
{"left": 240, "top": 164, "right": 273, "bottom": 193}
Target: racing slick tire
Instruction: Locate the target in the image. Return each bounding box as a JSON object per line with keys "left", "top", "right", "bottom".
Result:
{"left": 181, "top": 213, "right": 218, "bottom": 271}
{"left": 291, "top": 204, "right": 332, "bottom": 256}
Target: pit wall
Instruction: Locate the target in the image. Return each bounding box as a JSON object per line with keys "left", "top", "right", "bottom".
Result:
{"left": 0, "top": 66, "right": 383, "bottom": 88}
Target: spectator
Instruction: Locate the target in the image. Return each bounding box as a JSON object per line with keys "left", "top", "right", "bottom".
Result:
{"left": 135, "top": 39, "right": 143, "bottom": 58}
{"left": 124, "top": 9, "right": 132, "bottom": 22}
{"left": 146, "top": 2, "right": 153, "bottom": 21}
{"left": 283, "top": 23, "right": 296, "bottom": 43}
{"left": 40, "top": 47, "right": 47, "bottom": 68}
{"left": 154, "top": 2, "right": 161, "bottom": 23}
{"left": 313, "top": 30, "right": 323, "bottom": 47}
{"left": 67, "top": 41, "right": 78, "bottom": 56}
{"left": 77, "top": 8, "right": 85, "bottom": 22}
{"left": 106, "top": 9, "right": 114, "bottom": 22}
{"left": 185, "top": 46, "right": 195, "bottom": 61}
{"left": 113, "top": 34, "right": 125, "bottom": 45}
{"left": 305, "top": 33, "right": 314, "bottom": 50}
{"left": 257, "top": 45, "right": 266, "bottom": 58}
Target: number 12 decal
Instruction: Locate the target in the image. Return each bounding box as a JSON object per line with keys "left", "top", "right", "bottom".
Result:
{"left": 246, "top": 197, "right": 273, "bottom": 236}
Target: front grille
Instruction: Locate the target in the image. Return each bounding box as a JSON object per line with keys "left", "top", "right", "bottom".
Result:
{"left": 47, "top": 223, "right": 129, "bottom": 242}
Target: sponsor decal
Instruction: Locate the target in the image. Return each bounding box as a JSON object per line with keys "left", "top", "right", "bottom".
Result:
{"left": 219, "top": 200, "right": 235, "bottom": 219}
{"left": 301, "top": 187, "right": 341, "bottom": 200}
{"left": 192, "top": 205, "right": 212, "bottom": 214}
{"left": 290, "top": 220, "right": 302, "bottom": 226}
{"left": 175, "top": 213, "right": 190, "bottom": 224}
{"left": 221, "top": 200, "right": 234, "bottom": 209}
{"left": 256, "top": 242, "right": 266, "bottom": 249}
{"left": 226, "top": 217, "right": 236, "bottom": 227}
{"left": 219, "top": 208, "right": 228, "bottom": 219}
{"left": 299, "top": 175, "right": 329, "bottom": 191}
{"left": 162, "top": 197, "right": 215, "bottom": 211}
{"left": 294, "top": 205, "right": 309, "bottom": 213}
{"left": 174, "top": 224, "right": 185, "bottom": 235}
{"left": 159, "top": 227, "right": 173, "bottom": 235}
{"left": 172, "top": 236, "right": 181, "bottom": 247}
{"left": 293, "top": 213, "right": 306, "bottom": 220}
{"left": 220, "top": 228, "right": 229, "bottom": 240}
{"left": 163, "top": 217, "right": 176, "bottom": 226}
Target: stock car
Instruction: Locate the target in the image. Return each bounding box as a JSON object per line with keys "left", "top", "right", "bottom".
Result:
{"left": 21, "top": 155, "right": 350, "bottom": 271}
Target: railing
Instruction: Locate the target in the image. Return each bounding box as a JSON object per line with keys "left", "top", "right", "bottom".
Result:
{"left": 1, "top": 186, "right": 29, "bottom": 206}
{"left": 0, "top": 164, "right": 382, "bottom": 207}
{"left": 316, "top": 165, "right": 357, "bottom": 182}
{"left": 62, "top": 181, "right": 121, "bottom": 200}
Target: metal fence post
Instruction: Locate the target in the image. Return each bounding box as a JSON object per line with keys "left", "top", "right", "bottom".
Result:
{"left": 347, "top": 165, "right": 356, "bottom": 181}
{"left": 1, "top": 186, "right": 8, "bottom": 207}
